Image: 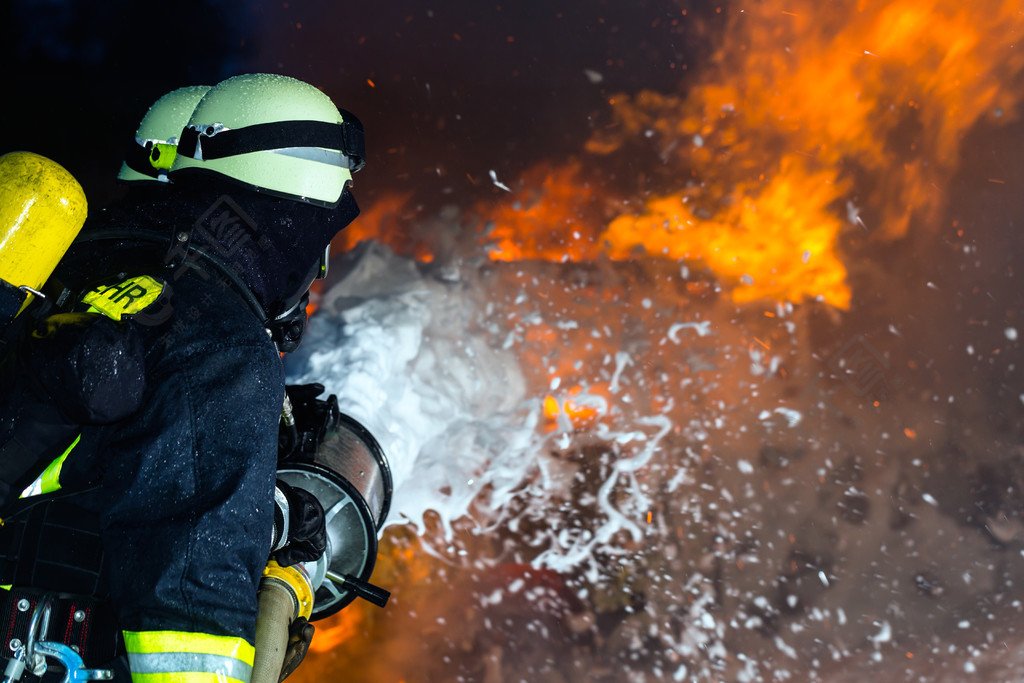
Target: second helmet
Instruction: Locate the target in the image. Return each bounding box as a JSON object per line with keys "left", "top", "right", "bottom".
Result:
{"left": 118, "top": 85, "right": 212, "bottom": 184}
{"left": 170, "top": 73, "right": 364, "bottom": 208}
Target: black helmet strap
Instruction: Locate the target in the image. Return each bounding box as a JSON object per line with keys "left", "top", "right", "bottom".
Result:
{"left": 177, "top": 116, "right": 365, "bottom": 171}
{"left": 122, "top": 139, "right": 160, "bottom": 179}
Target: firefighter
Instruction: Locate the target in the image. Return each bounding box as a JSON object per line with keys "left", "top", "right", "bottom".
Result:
{"left": 0, "top": 85, "right": 211, "bottom": 509}
{"left": 0, "top": 73, "right": 364, "bottom": 682}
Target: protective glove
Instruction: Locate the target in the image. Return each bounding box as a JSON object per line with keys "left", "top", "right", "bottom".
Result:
{"left": 279, "top": 617, "right": 315, "bottom": 681}
{"left": 271, "top": 479, "right": 327, "bottom": 567}
{"left": 278, "top": 383, "right": 339, "bottom": 462}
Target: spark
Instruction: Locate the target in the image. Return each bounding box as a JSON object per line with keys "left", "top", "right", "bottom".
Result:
{"left": 489, "top": 169, "right": 511, "bottom": 192}
{"left": 846, "top": 200, "right": 867, "bottom": 229}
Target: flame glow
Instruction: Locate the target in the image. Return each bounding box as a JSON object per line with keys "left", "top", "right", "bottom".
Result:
{"left": 334, "top": 191, "right": 429, "bottom": 261}
{"left": 542, "top": 384, "right": 610, "bottom": 427}
{"left": 600, "top": 158, "right": 851, "bottom": 308}
{"left": 586, "top": 0, "right": 1024, "bottom": 307}
{"left": 479, "top": 162, "right": 610, "bottom": 263}
{"left": 453, "top": 0, "right": 1024, "bottom": 310}
{"left": 307, "top": 603, "right": 364, "bottom": 654}
{"left": 301, "top": 0, "right": 1024, "bottom": 678}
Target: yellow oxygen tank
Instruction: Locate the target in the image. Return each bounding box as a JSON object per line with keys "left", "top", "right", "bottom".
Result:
{"left": 0, "top": 151, "right": 88, "bottom": 328}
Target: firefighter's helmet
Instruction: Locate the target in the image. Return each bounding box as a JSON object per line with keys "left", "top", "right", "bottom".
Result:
{"left": 170, "top": 74, "right": 364, "bottom": 208}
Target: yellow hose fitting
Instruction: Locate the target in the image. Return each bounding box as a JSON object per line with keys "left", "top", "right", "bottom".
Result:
{"left": 252, "top": 560, "right": 315, "bottom": 683}
{"left": 260, "top": 560, "right": 314, "bottom": 621}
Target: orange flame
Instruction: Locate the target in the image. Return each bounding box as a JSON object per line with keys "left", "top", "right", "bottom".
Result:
{"left": 600, "top": 158, "right": 851, "bottom": 308}
{"left": 469, "top": 0, "right": 1024, "bottom": 310}
{"left": 334, "top": 3, "right": 1024, "bottom": 311}
{"left": 305, "top": 279, "right": 322, "bottom": 318}
{"left": 303, "top": 533, "right": 434, "bottom": 657}
{"left": 308, "top": 605, "right": 365, "bottom": 653}
{"left": 479, "top": 162, "right": 610, "bottom": 263}
{"left": 335, "top": 191, "right": 434, "bottom": 262}
{"left": 543, "top": 384, "right": 610, "bottom": 427}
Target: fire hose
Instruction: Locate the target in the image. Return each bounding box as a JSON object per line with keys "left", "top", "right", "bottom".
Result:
{"left": 252, "top": 412, "right": 393, "bottom": 683}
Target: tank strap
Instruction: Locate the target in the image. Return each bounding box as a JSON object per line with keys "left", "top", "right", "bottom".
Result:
{"left": 0, "top": 588, "right": 123, "bottom": 669}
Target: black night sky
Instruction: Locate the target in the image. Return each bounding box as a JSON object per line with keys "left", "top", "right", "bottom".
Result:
{"left": 0, "top": 0, "right": 708, "bottom": 211}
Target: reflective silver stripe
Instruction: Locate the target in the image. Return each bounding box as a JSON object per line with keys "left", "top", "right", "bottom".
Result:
{"left": 268, "top": 146, "right": 352, "bottom": 167}
{"left": 127, "top": 651, "right": 252, "bottom": 682}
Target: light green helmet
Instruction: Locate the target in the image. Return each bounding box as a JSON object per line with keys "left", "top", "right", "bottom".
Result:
{"left": 117, "top": 85, "right": 212, "bottom": 184}
{"left": 169, "top": 73, "right": 365, "bottom": 208}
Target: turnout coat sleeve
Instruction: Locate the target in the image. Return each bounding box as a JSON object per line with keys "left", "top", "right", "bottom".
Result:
{"left": 86, "top": 273, "right": 284, "bottom": 647}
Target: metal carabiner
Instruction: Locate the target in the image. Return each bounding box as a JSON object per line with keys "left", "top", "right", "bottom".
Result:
{"left": 30, "top": 642, "right": 112, "bottom": 682}
{"left": 1, "top": 595, "right": 52, "bottom": 682}
{"left": 22, "top": 595, "right": 52, "bottom": 678}
{"left": 22, "top": 595, "right": 112, "bottom": 682}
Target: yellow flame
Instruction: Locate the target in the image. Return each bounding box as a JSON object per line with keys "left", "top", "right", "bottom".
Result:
{"left": 601, "top": 158, "right": 851, "bottom": 308}
{"left": 582, "top": 0, "right": 1024, "bottom": 308}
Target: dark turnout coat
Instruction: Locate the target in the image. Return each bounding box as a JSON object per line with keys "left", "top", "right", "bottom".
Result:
{"left": 1, "top": 265, "right": 284, "bottom": 640}
{"left": 0, "top": 187, "right": 310, "bottom": 678}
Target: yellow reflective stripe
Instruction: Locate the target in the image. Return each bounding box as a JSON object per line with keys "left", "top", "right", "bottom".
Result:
{"left": 38, "top": 433, "right": 79, "bottom": 494}
{"left": 81, "top": 275, "right": 164, "bottom": 321}
{"left": 124, "top": 631, "right": 255, "bottom": 664}
{"left": 131, "top": 676, "right": 231, "bottom": 683}
{"left": 19, "top": 434, "right": 79, "bottom": 498}
{"left": 130, "top": 674, "right": 247, "bottom": 683}
{"left": 124, "top": 631, "right": 254, "bottom": 683}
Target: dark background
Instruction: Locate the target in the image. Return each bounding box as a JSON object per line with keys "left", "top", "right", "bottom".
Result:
{"left": 4, "top": 0, "right": 1023, "bottom": 495}
{"left": 0, "top": 0, "right": 711, "bottom": 213}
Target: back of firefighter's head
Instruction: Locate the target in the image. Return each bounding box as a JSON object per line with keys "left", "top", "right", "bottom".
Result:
{"left": 169, "top": 73, "right": 364, "bottom": 318}
{"left": 118, "top": 85, "right": 212, "bottom": 184}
